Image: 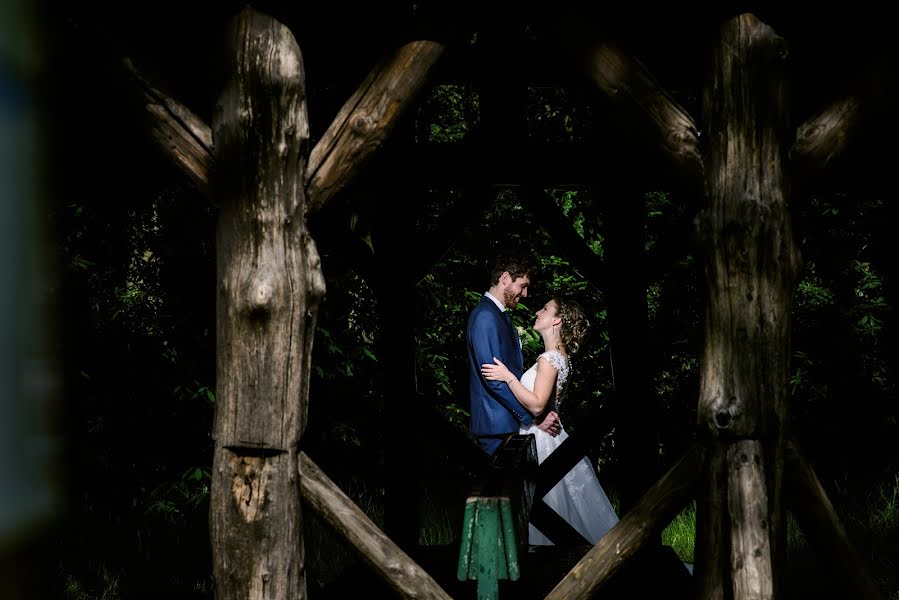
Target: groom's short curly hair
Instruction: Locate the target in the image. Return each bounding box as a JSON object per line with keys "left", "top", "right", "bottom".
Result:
{"left": 489, "top": 251, "right": 535, "bottom": 286}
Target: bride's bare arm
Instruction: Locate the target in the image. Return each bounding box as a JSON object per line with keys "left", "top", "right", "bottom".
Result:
{"left": 481, "top": 357, "right": 558, "bottom": 416}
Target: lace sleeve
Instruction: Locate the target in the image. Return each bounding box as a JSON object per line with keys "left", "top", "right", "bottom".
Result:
{"left": 539, "top": 350, "right": 570, "bottom": 389}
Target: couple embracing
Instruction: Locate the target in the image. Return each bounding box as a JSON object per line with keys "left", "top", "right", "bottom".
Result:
{"left": 466, "top": 252, "right": 619, "bottom": 546}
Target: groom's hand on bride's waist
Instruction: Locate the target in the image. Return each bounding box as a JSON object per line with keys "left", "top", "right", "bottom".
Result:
{"left": 536, "top": 410, "right": 562, "bottom": 436}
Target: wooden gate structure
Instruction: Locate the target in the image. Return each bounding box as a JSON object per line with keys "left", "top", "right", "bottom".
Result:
{"left": 111, "top": 5, "right": 895, "bottom": 599}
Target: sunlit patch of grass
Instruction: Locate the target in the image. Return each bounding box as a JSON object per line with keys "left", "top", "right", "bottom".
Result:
{"left": 662, "top": 502, "right": 696, "bottom": 564}
{"left": 660, "top": 503, "right": 810, "bottom": 567}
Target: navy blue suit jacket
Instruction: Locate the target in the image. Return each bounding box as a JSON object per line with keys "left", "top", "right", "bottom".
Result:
{"left": 467, "top": 296, "right": 534, "bottom": 454}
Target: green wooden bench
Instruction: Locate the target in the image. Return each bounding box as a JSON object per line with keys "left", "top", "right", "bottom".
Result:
{"left": 457, "top": 434, "right": 537, "bottom": 599}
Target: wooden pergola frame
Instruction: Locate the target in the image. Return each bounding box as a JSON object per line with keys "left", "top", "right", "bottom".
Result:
{"left": 126, "top": 7, "right": 886, "bottom": 599}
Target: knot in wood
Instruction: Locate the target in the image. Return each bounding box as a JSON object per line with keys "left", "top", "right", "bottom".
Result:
{"left": 247, "top": 278, "right": 276, "bottom": 316}
{"left": 350, "top": 110, "right": 374, "bottom": 135}
{"left": 715, "top": 410, "right": 732, "bottom": 429}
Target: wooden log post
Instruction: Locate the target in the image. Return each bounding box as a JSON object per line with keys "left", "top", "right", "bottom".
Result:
{"left": 129, "top": 39, "right": 443, "bottom": 216}
{"left": 209, "top": 9, "right": 325, "bottom": 599}
{"left": 696, "top": 13, "right": 800, "bottom": 600}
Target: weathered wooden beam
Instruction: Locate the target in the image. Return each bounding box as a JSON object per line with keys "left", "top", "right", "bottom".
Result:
{"left": 544, "top": 443, "right": 705, "bottom": 600}
{"left": 305, "top": 40, "right": 445, "bottom": 214}
{"left": 130, "top": 39, "right": 444, "bottom": 214}
{"left": 299, "top": 452, "right": 453, "bottom": 600}
{"left": 583, "top": 40, "right": 702, "bottom": 185}
{"left": 209, "top": 9, "right": 325, "bottom": 598}
{"left": 790, "top": 72, "right": 892, "bottom": 177}
{"left": 697, "top": 13, "right": 799, "bottom": 599}
{"left": 123, "top": 58, "right": 212, "bottom": 194}
{"left": 784, "top": 440, "right": 885, "bottom": 600}
{"left": 129, "top": 82, "right": 675, "bottom": 195}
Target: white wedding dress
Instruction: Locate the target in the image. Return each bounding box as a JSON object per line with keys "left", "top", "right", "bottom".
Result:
{"left": 520, "top": 350, "right": 619, "bottom": 545}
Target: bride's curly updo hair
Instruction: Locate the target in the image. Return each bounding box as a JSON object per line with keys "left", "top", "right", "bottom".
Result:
{"left": 554, "top": 297, "right": 589, "bottom": 355}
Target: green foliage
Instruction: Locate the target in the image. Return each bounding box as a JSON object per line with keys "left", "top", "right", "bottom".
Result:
{"left": 870, "top": 475, "right": 899, "bottom": 530}
{"left": 525, "top": 87, "right": 596, "bottom": 143}
{"left": 416, "top": 84, "right": 479, "bottom": 143}
{"left": 851, "top": 260, "right": 888, "bottom": 342}
{"left": 145, "top": 466, "right": 211, "bottom": 522}
{"left": 546, "top": 189, "right": 604, "bottom": 257}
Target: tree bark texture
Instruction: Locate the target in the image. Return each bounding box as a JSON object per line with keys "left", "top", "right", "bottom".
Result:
{"left": 728, "top": 440, "right": 774, "bottom": 599}
{"left": 698, "top": 13, "right": 799, "bottom": 600}
{"left": 210, "top": 9, "right": 325, "bottom": 599}
{"left": 304, "top": 40, "right": 444, "bottom": 214}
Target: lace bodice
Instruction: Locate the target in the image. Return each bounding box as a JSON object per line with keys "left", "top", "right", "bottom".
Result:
{"left": 520, "top": 349, "right": 570, "bottom": 409}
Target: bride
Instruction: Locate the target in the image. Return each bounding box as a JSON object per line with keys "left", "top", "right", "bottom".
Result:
{"left": 481, "top": 297, "right": 619, "bottom": 545}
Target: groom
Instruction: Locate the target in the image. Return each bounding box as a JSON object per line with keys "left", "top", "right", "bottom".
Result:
{"left": 467, "top": 252, "right": 561, "bottom": 455}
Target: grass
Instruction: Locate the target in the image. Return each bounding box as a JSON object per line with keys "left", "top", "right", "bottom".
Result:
{"left": 63, "top": 564, "right": 122, "bottom": 600}
{"left": 660, "top": 502, "right": 809, "bottom": 565}
{"left": 661, "top": 502, "right": 697, "bottom": 563}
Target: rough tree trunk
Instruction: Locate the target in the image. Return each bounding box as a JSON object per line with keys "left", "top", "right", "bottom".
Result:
{"left": 696, "top": 13, "right": 800, "bottom": 600}
{"left": 210, "top": 9, "right": 325, "bottom": 599}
